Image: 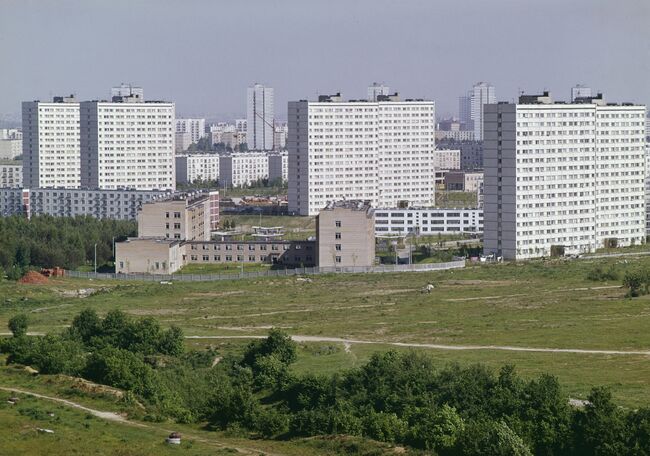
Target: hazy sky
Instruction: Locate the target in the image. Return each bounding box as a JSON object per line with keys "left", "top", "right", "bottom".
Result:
{"left": 1, "top": 0, "right": 649, "bottom": 121}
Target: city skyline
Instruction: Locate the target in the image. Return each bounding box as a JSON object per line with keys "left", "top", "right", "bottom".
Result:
{"left": 1, "top": 0, "right": 648, "bottom": 123}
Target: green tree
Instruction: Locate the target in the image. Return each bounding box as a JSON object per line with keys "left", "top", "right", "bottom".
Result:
{"left": 407, "top": 404, "right": 465, "bottom": 451}
{"left": 573, "top": 386, "right": 628, "bottom": 455}
{"left": 69, "top": 308, "right": 101, "bottom": 344}
{"left": 457, "top": 419, "right": 533, "bottom": 456}
{"left": 8, "top": 314, "right": 28, "bottom": 337}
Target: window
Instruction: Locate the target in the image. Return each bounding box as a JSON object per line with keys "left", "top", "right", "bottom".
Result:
{"left": 155, "top": 262, "right": 160, "bottom": 269}
{"left": 335, "top": 220, "right": 341, "bottom": 227}
{"left": 214, "top": 255, "right": 220, "bottom": 261}
{"left": 190, "top": 255, "right": 197, "bottom": 261}
{"left": 165, "top": 223, "right": 169, "bottom": 229}
{"left": 335, "top": 244, "right": 341, "bottom": 251}
{"left": 237, "top": 255, "right": 244, "bottom": 261}
{"left": 165, "top": 212, "right": 170, "bottom": 218}
{"left": 237, "top": 245, "right": 244, "bottom": 250}
{"left": 335, "top": 256, "right": 342, "bottom": 263}
{"left": 226, "top": 245, "right": 232, "bottom": 250}
{"left": 335, "top": 232, "right": 341, "bottom": 239}
{"left": 202, "top": 255, "right": 209, "bottom": 261}
{"left": 174, "top": 233, "right": 180, "bottom": 239}
{"left": 174, "top": 223, "right": 180, "bottom": 229}
{"left": 249, "top": 256, "right": 255, "bottom": 261}
{"left": 119, "top": 261, "right": 124, "bottom": 268}
{"left": 225, "top": 255, "right": 232, "bottom": 261}
{"left": 174, "top": 212, "right": 181, "bottom": 218}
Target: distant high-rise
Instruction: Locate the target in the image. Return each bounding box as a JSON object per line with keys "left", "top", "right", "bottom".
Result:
{"left": 175, "top": 118, "right": 205, "bottom": 144}
{"left": 246, "top": 83, "right": 274, "bottom": 150}
{"left": 22, "top": 96, "right": 81, "bottom": 188}
{"left": 470, "top": 82, "right": 496, "bottom": 141}
{"left": 367, "top": 82, "right": 390, "bottom": 101}
{"left": 571, "top": 84, "right": 592, "bottom": 102}
{"left": 111, "top": 83, "right": 144, "bottom": 101}
{"left": 458, "top": 94, "right": 472, "bottom": 130}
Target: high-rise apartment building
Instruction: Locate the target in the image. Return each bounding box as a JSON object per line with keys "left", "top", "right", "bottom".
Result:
{"left": 111, "top": 83, "right": 144, "bottom": 101}
{"left": 80, "top": 96, "right": 175, "bottom": 191}
{"left": 571, "top": 84, "right": 592, "bottom": 102}
{"left": 458, "top": 94, "right": 472, "bottom": 130}
{"left": 22, "top": 96, "right": 81, "bottom": 188}
{"left": 470, "top": 82, "right": 496, "bottom": 141}
{"left": 367, "top": 83, "right": 390, "bottom": 101}
{"left": 288, "top": 93, "right": 436, "bottom": 215}
{"left": 175, "top": 118, "right": 206, "bottom": 144}
{"left": 246, "top": 83, "right": 274, "bottom": 150}
{"left": 484, "top": 92, "right": 646, "bottom": 260}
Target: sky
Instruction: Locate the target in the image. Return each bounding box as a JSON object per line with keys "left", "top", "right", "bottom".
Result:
{"left": 1, "top": 0, "right": 649, "bottom": 122}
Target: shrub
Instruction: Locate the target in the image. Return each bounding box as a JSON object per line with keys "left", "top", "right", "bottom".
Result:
{"left": 8, "top": 313, "right": 28, "bottom": 337}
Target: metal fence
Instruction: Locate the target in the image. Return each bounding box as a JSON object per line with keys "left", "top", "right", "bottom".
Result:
{"left": 65, "top": 261, "right": 465, "bottom": 282}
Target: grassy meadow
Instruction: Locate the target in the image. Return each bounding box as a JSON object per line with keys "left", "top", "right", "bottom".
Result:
{"left": 1, "top": 255, "right": 650, "bottom": 408}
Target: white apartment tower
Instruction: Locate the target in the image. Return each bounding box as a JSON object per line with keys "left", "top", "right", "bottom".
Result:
{"left": 175, "top": 118, "right": 206, "bottom": 144}
{"left": 288, "top": 93, "right": 436, "bottom": 215}
{"left": 470, "top": 82, "right": 496, "bottom": 141}
{"left": 367, "top": 83, "right": 390, "bottom": 101}
{"left": 246, "top": 84, "right": 274, "bottom": 150}
{"left": 484, "top": 92, "right": 646, "bottom": 260}
{"left": 80, "top": 96, "right": 175, "bottom": 191}
{"left": 22, "top": 96, "right": 81, "bottom": 188}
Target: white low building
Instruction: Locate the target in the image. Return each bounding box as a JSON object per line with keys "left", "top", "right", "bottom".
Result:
{"left": 175, "top": 154, "right": 220, "bottom": 184}
{"left": 374, "top": 208, "right": 483, "bottom": 234}
{"left": 0, "top": 139, "right": 22, "bottom": 159}
{"left": 0, "top": 160, "right": 23, "bottom": 188}
{"left": 219, "top": 152, "right": 269, "bottom": 187}
{"left": 433, "top": 149, "right": 460, "bottom": 170}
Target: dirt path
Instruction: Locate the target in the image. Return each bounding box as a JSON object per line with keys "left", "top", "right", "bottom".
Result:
{"left": 185, "top": 334, "right": 650, "bottom": 356}
{"left": 0, "top": 386, "right": 281, "bottom": 455}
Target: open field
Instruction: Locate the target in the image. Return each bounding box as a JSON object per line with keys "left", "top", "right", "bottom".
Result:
{"left": 1, "top": 255, "right": 650, "bottom": 407}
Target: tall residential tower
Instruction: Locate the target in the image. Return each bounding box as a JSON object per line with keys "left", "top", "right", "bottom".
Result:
{"left": 483, "top": 92, "right": 646, "bottom": 260}
{"left": 246, "top": 83, "right": 274, "bottom": 150}
{"left": 288, "top": 93, "right": 436, "bottom": 215}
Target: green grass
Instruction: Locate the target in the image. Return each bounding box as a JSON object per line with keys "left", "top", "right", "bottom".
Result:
{"left": 1, "top": 255, "right": 650, "bottom": 407}
{"left": 435, "top": 190, "right": 477, "bottom": 208}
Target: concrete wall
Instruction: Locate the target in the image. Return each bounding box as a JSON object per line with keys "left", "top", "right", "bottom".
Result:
{"left": 317, "top": 206, "right": 375, "bottom": 268}
{"left": 116, "top": 239, "right": 181, "bottom": 274}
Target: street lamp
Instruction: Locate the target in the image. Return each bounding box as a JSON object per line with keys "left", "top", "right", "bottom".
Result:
{"left": 94, "top": 243, "right": 97, "bottom": 274}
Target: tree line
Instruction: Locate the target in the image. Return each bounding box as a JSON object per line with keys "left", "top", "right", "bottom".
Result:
{"left": 0, "top": 215, "right": 136, "bottom": 276}
{"left": 2, "top": 313, "right": 649, "bottom": 455}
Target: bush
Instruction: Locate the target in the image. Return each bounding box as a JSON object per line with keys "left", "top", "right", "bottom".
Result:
{"left": 8, "top": 313, "right": 28, "bottom": 337}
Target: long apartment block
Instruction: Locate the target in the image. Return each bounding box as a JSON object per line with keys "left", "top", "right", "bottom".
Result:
{"left": 484, "top": 92, "right": 646, "bottom": 260}
{"left": 288, "top": 93, "right": 435, "bottom": 215}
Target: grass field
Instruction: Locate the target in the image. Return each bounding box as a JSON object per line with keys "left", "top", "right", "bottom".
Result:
{"left": 1, "top": 255, "right": 650, "bottom": 408}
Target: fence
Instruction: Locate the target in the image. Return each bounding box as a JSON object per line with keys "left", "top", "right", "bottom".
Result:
{"left": 65, "top": 261, "right": 465, "bottom": 282}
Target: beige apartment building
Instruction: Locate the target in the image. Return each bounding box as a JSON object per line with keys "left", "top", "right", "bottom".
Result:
{"left": 137, "top": 191, "right": 219, "bottom": 241}
{"left": 316, "top": 200, "right": 375, "bottom": 268}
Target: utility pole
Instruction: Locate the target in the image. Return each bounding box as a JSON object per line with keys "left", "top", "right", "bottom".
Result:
{"left": 94, "top": 243, "right": 97, "bottom": 273}
{"left": 112, "top": 237, "right": 115, "bottom": 260}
